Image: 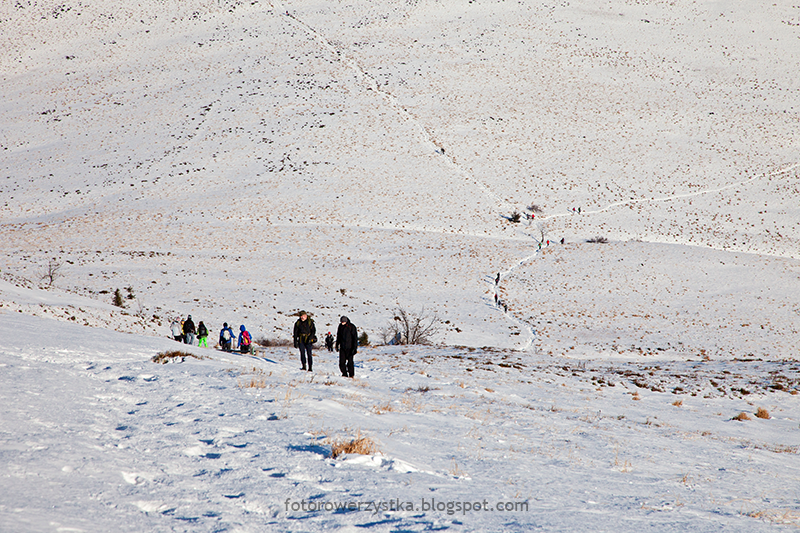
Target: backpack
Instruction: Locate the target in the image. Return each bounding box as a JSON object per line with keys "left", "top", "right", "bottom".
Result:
{"left": 241, "top": 330, "right": 251, "bottom": 346}
{"left": 222, "top": 329, "right": 232, "bottom": 341}
{"left": 198, "top": 324, "right": 208, "bottom": 337}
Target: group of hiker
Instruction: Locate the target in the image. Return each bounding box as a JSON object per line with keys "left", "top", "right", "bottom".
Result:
{"left": 170, "top": 311, "right": 360, "bottom": 378}
{"left": 293, "top": 311, "right": 359, "bottom": 378}
{"left": 170, "top": 315, "right": 253, "bottom": 354}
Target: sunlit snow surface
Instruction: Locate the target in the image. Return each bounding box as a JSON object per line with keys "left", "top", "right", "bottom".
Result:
{"left": 1, "top": 0, "right": 799, "bottom": 530}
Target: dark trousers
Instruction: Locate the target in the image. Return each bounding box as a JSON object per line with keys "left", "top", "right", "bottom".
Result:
{"left": 299, "top": 343, "right": 313, "bottom": 370}
{"left": 339, "top": 351, "right": 354, "bottom": 377}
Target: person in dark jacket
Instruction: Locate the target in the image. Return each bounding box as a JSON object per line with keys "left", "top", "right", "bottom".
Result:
{"left": 293, "top": 311, "right": 316, "bottom": 371}
{"left": 197, "top": 321, "right": 209, "bottom": 348}
{"left": 325, "top": 332, "right": 334, "bottom": 352}
{"left": 183, "top": 315, "right": 196, "bottom": 345}
{"left": 335, "top": 316, "right": 358, "bottom": 378}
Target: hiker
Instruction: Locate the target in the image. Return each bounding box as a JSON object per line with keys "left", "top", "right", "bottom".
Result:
{"left": 293, "top": 311, "right": 316, "bottom": 371}
{"left": 238, "top": 325, "right": 253, "bottom": 354}
{"left": 197, "top": 321, "right": 209, "bottom": 348}
{"left": 495, "top": 272, "right": 500, "bottom": 285}
{"left": 183, "top": 315, "right": 196, "bottom": 345}
{"left": 336, "top": 316, "right": 358, "bottom": 378}
{"left": 560, "top": 237, "right": 565, "bottom": 244}
{"left": 170, "top": 319, "right": 183, "bottom": 342}
{"left": 325, "top": 332, "right": 334, "bottom": 352}
{"left": 219, "top": 322, "right": 235, "bottom": 352}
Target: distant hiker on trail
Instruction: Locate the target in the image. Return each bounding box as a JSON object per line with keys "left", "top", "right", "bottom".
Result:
{"left": 293, "top": 311, "right": 316, "bottom": 372}
{"left": 336, "top": 316, "right": 358, "bottom": 378}
{"left": 220, "top": 322, "right": 235, "bottom": 352}
{"left": 171, "top": 319, "right": 183, "bottom": 342}
{"left": 197, "top": 321, "right": 209, "bottom": 348}
{"left": 560, "top": 237, "right": 565, "bottom": 244}
{"left": 238, "top": 325, "right": 253, "bottom": 354}
{"left": 495, "top": 272, "right": 500, "bottom": 285}
{"left": 325, "top": 332, "right": 334, "bottom": 352}
{"left": 494, "top": 293, "right": 499, "bottom": 305}
{"left": 183, "top": 315, "right": 196, "bottom": 345}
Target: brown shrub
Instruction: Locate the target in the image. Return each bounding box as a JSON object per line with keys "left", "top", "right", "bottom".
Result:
{"left": 329, "top": 434, "right": 379, "bottom": 459}
{"left": 152, "top": 350, "right": 206, "bottom": 364}
{"left": 755, "top": 407, "right": 770, "bottom": 419}
{"left": 732, "top": 412, "right": 751, "bottom": 421}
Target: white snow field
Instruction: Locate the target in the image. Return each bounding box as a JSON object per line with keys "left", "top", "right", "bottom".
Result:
{"left": 1, "top": 0, "right": 799, "bottom": 530}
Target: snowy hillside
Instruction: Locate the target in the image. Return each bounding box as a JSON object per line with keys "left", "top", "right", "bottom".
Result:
{"left": 1, "top": 0, "right": 799, "bottom": 530}
{"left": 2, "top": 312, "right": 800, "bottom": 532}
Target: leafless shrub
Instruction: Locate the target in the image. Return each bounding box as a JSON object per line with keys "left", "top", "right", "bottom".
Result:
{"left": 732, "top": 412, "right": 751, "bottom": 421}
{"left": 509, "top": 211, "right": 521, "bottom": 223}
{"left": 526, "top": 203, "right": 544, "bottom": 214}
{"left": 755, "top": 407, "right": 770, "bottom": 419}
{"left": 586, "top": 236, "right": 608, "bottom": 244}
{"left": 672, "top": 399, "right": 683, "bottom": 407}
{"left": 406, "top": 385, "right": 438, "bottom": 393}
{"left": 328, "top": 433, "right": 379, "bottom": 458}
{"left": 381, "top": 307, "right": 441, "bottom": 345}
{"left": 40, "top": 258, "right": 64, "bottom": 287}
{"left": 152, "top": 350, "right": 206, "bottom": 364}
{"left": 256, "top": 337, "right": 293, "bottom": 347}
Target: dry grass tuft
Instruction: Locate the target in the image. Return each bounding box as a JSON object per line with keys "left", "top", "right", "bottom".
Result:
{"left": 744, "top": 508, "right": 800, "bottom": 525}
{"left": 152, "top": 350, "right": 206, "bottom": 364}
{"left": 672, "top": 399, "right": 683, "bottom": 407}
{"left": 372, "top": 402, "right": 395, "bottom": 414}
{"left": 732, "top": 411, "right": 751, "bottom": 421}
{"left": 239, "top": 376, "right": 266, "bottom": 388}
{"left": 755, "top": 407, "right": 770, "bottom": 419}
{"left": 328, "top": 433, "right": 379, "bottom": 459}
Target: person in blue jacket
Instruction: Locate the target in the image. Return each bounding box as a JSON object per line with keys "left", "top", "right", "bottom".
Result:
{"left": 219, "top": 322, "right": 235, "bottom": 352}
{"left": 238, "top": 325, "right": 253, "bottom": 354}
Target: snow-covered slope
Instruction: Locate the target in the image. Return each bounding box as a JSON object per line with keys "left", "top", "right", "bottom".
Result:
{"left": 1, "top": 0, "right": 799, "bottom": 530}
{"left": 2, "top": 312, "right": 799, "bottom": 532}
{"left": 1, "top": 0, "right": 798, "bottom": 349}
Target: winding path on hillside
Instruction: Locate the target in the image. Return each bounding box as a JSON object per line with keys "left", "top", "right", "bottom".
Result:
{"left": 495, "top": 161, "right": 800, "bottom": 351}
{"left": 273, "top": 1, "right": 797, "bottom": 353}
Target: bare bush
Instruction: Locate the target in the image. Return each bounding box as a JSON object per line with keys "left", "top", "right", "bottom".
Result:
{"left": 40, "top": 258, "right": 63, "bottom": 287}
{"left": 755, "top": 407, "right": 770, "bottom": 419}
{"left": 586, "top": 236, "right": 609, "bottom": 244}
{"left": 256, "top": 337, "right": 293, "bottom": 347}
{"left": 526, "top": 203, "right": 544, "bottom": 214}
{"left": 732, "top": 412, "right": 751, "bottom": 421}
{"left": 509, "top": 211, "right": 521, "bottom": 223}
{"left": 381, "top": 307, "right": 441, "bottom": 345}
{"left": 152, "top": 350, "right": 206, "bottom": 364}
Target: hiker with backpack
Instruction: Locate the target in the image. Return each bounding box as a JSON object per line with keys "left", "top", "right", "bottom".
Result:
{"left": 219, "top": 322, "right": 235, "bottom": 352}
{"left": 336, "top": 316, "right": 358, "bottom": 378}
{"left": 183, "top": 315, "right": 196, "bottom": 345}
{"left": 325, "top": 332, "right": 334, "bottom": 352}
{"left": 293, "top": 311, "right": 316, "bottom": 372}
{"left": 238, "top": 325, "right": 253, "bottom": 354}
{"left": 170, "top": 319, "right": 183, "bottom": 342}
{"left": 197, "top": 321, "right": 209, "bottom": 348}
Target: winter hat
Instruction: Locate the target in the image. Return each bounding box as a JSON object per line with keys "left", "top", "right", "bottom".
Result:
{"left": 240, "top": 325, "right": 246, "bottom": 331}
{"left": 340, "top": 316, "right": 349, "bottom": 323}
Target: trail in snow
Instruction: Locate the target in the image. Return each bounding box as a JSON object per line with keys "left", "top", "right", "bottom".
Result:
{"left": 493, "top": 161, "right": 800, "bottom": 352}
{"left": 276, "top": 2, "right": 516, "bottom": 215}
